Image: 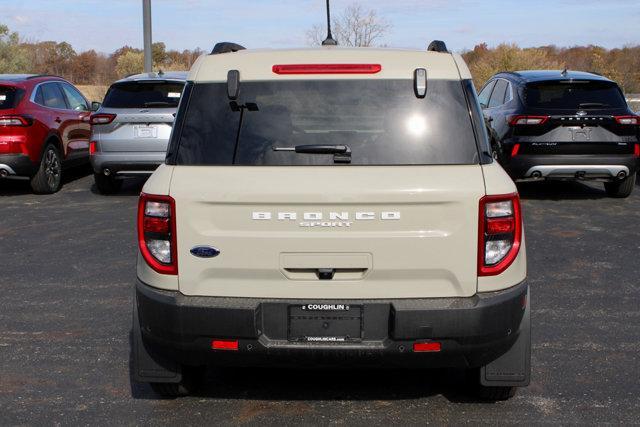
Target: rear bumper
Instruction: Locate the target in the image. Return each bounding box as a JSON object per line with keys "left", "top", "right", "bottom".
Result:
{"left": 504, "top": 154, "right": 638, "bottom": 180}
{"left": 136, "top": 279, "right": 528, "bottom": 369}
{"left": 0, "top": 154, "right": 36, "bottom": 178}
{"left": 90, "top": 151, "right": 165, "bottom": 175}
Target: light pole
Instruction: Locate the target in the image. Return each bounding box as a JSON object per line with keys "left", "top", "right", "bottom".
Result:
{"left": 142, "top": 0, "right": 153, "bottom": 73}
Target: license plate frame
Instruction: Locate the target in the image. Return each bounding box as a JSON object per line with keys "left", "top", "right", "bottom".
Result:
{"left": 134, "top": 125, "right": 158, "bottom": 139}
{"left": 288, "top": 304, "right": 363, "bottom": 343}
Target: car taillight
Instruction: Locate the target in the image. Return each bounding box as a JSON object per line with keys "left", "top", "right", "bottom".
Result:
{"left": 614, "top": 115, "right": 639, "bottom": 125}
{"left": 89, "top": 141, "right": 97, "bottom": 155}
{"left": 138, "top": 193, "right": 177, "bottom": 275}
{"left": 90, "top": 113, "right": 116, "bottom": 125}
{"left": 0, "top": 115, "right": 33, "bottom": 127}
{"left": 478, "top": 193, "right": 522, "bottom": 276}
{"left": 635, "top": 144, "right": 640, "bottom": 158}
{"left": 272, "top": 64, "right": 382, "bottom": 75}
{"left": 509, "top": 115, "right": 549, "bottom": 126}
{"left": 511, "top": 143, "right": 520, "bottom": 157}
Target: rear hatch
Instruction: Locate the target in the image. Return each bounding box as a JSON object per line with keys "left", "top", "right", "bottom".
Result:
{"left": 515, "top": 79, "right": 637, "bottom": 155}
{"left": 94, "top": 80, "right": 184, "bottom": 152}
{"left": 167, "top": 74, "right": 487, "bottom": 299}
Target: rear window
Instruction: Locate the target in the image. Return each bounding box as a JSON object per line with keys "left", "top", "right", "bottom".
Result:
{"left": 171, "top": 79, "right": 480, "bottom": 166}
{"left": 102, "top": 81, "right": 185, "bottom": 109}
{"left": 524, "top": 80, "right": 627, "bottom": 109}
{"left": 0, "top": 86, "right": 24, "bottom": 110}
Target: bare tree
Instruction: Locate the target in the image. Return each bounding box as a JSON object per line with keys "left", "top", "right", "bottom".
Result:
{"left": 306, "top": 3, "right": 391, "bottom": 47}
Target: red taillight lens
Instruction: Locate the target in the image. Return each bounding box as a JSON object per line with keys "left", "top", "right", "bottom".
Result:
{"left": 511, "top": 143, "right": 520, "bottom": 157}
{"left": 137, "top": 193, "right": 177, "bottom": 275}
{"left": 413, "top": 342, "right": 441, "bottom": 353}
{"left": 90, "top": 113, "right": 117, "bottom": 125}
{"left": 478, "top": 193, "right": 522, "bottom": 276}
{"left": 509, "top": 115, "right": 549, "bottom": 126}
{"left": 211, "top": 340, "right": 239, "bottom": 351}
{"left": 634, "top": 144, "right": 640, "bottom": 158}
{"left": 272, "top": 64, "right": 382, "bottom": 75}
{"left": 0, "top": 115, "right": 32, "bottom": 127}
{"left": 614, "top": 115, "right": 639, "bottom": 125}
{"left": 89, "top": 141, "right": 96, "bottom": 155}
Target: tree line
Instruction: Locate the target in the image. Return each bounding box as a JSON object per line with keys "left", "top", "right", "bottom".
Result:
{"left": 2, "top": 19, "right": 640, "bottom": 93}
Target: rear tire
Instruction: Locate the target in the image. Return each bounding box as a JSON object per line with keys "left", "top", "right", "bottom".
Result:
{"left": 604, "top": 173, "right": 635, "bottom": 198}
{"left": 31, "top": 144, "right": 62, "bottom": 194}
{"left": 94, "top": 173, "right": 122, "bottom": 194}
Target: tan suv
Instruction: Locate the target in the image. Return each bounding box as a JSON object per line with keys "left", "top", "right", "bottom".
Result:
{"left": 132, "top": 42, "right": 530, "bottom": 400}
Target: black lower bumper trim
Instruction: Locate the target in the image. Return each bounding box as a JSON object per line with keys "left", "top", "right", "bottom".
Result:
{"left": 136, "top": 280, "right": 528, "bottom": 369}
{"left": 0, "top": 154, "right": 37, "bottom": 177}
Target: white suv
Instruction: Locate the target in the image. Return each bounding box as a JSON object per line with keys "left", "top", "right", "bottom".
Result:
{"left": 132, "top": 42, "right": 530, "bottom": 400}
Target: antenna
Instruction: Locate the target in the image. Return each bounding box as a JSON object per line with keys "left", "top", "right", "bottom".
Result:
{"left": 322, "top": 0, "right": 338, "bottom": 46}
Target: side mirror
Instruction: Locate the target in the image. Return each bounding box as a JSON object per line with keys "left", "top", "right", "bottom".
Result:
{"left": 91, "top": 101, "right": 102, "bottom": 112}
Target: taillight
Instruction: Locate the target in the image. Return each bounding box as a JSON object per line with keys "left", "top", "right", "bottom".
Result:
{"left": 511, "top": 143, "right": 520, "bottom": 157}
{"left": 0, "top": 115, "right": 33, "bottom": 126}
{"left": 89, "top": 141, "right": 97, "bottom": 155}
{"left": 478, "top": 193, "right": 522, "bottom": 276}
{"left": 272, "top": 64, "right": 382, "bottom": 75}
{"left": 634, "top": 144, "right": 640, "bottom": 158}
{"left": 509, "top": 115, "right": 549, "bottom": 126}
{"left": 138, "top": 193, "right": 177, "bottom": 275}
{"left": 614, "top": 115, "right": 639, "bottom": 125}
{"left": 90, "top": 113, "right": 116, "bottom": 125}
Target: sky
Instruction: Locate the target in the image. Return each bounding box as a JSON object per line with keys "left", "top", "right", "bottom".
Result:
{"left": 2, "top": 0, "right": 640, "bottom": 54}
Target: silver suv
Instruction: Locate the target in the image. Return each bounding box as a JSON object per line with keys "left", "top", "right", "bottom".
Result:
{"left": 89, "top": 72, "right": 187, "bottom": 193}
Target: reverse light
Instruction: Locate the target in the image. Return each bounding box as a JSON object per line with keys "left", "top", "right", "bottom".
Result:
{"left": 0, "top": 115, "right": 32, "bottom": 127}
{"left": 478, "top": 194, "right": 522, "bottom": 276}
{"left": 614, "top": 115, "right": 639, "bottom": 125}
{"left": 272, "top": 64, "right": 382, "bottom": 75}
{"left": 138, "top": 193, "right": 177, "bottom": 275}
{"left": 90, "top": 113, "right": 117, "bottom": 125}
{"left": 509, "top": 115, "right": 549, "bottom": 126}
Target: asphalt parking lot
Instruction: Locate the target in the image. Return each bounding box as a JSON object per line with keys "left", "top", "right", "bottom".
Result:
{"left": 1, "top": 169, "right": 639, "bottom": 425}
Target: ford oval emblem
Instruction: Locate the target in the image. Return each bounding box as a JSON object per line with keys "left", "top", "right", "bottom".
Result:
{"left": 190, "top": 246, "right": 220, "bottom": 258}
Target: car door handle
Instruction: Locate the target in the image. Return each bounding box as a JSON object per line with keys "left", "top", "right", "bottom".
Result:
{"left": 55, "top": 117, "right": 62, "bottom": 123}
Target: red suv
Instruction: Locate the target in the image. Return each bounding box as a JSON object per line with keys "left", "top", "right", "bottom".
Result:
{"left": 0, "top": 74, "right": 93, "bottom": 193}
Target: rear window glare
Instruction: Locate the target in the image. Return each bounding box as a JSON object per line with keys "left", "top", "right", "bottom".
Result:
{"left": 524, "top": 80, "right": 627, "bottom": 110}
{"left": 0, "top": 86, "right": 24, "bottom": 110}
{"left": 171, "top": 79, "right": 480, "bottom": 166}
{"left": 102, "top": 81, "right": 185, "bottom": 109}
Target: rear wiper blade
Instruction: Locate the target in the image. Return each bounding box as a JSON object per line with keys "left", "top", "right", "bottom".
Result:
{"left": 272, "top": 144, "right": 352, "bottom": 163}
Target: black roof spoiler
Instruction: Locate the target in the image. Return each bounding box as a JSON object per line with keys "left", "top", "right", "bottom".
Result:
{"left": 211, "top": 42, "right": 246, "bottom": 55}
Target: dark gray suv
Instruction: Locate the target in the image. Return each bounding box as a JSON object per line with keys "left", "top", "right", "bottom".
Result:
{"left": 89, "top": 71, "right": 187, "bottom": 193}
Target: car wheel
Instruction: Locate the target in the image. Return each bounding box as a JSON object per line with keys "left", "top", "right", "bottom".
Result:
{"left": 30, "top": 144, "right": 62, "bottom": 194}
{"left": 94, "top": 173, "right": 123, "bottom": 195}
{"left": 604, "top": 172, "right": 635, "bottom": 198}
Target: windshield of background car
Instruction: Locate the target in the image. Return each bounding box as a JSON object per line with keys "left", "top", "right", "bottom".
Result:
{"left": 0, "top": 86, "right": 24, "bottom": 110}
{"left": 102, "top": 81, "right": 185, "bottom": 109}
{"left": 172, "top": 79, "right": 480, "bottom": 166}
{"left": 524, "top": 80, "right": 627, "bottom": 109}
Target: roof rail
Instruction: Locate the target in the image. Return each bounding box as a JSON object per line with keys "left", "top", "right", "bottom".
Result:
{"left": 427, "top": 40, "right": 449, "bottom": 53}
{"left": 26, "top": 74, "right": 62, "bottom": 80}
{"left": 211, "top": 42, "right": 246, "bottom": 55}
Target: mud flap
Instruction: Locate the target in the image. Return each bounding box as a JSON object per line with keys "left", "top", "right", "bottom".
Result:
{"left": 132, "top": 297, "right": 182, "bottom": 384}
{"left": 480, "top": 288, "right": 531, "bottom": 387}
